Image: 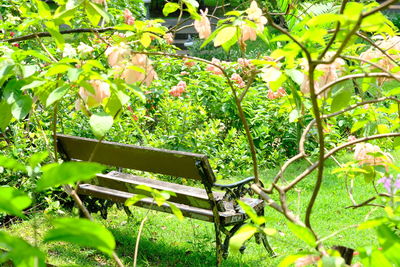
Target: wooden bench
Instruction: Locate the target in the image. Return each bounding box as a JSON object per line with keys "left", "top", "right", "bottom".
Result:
{"left": 56, "top": 134, "right": 274, "bottom": 265}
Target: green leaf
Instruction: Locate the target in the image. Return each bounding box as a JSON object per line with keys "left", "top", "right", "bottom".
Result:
{"left": 306, "top": 14, "right": 342, "bottom": 27}
{"left": 44, "top": 218, "right": 115, "bottom": 255}
{"left": 286, "top": 69, "right": 304, "bottom": 85}
{"left": 44, "top": 21, "right": 65, "bottom": 48}
{"left": 87, "top": 1, "right": 110, "bottom": 24}
{"left": 125, "top": 194, "right": 147, "bottom": 206}
{"left": 45, "top": 64, "right": 72, "bottom": 76}
{"left": 140, "top": 33, "right": 152, "bottom": 48}
{"left": 163, "top": 2, "right": 180, "bottom": 16}
{"left": 358, "top": 217, "right": 387, "bottom": 230}
{"left": 237, "top": 200, "right": 265, "bottom": 225}
{"left": 394, "top": 137, "right": 400, "bottom": 150}
{"left": 230, "top": 224, "right": 257, "bottom": 252}
{"left": 22, "top": 50, "right": 51, "bottom": 63}
{"left": 351, "top": 120, "right": 368, "bottom": 133}
{"left": 182, "top": 0, "right": 199, "bottom": 8}
{"left": 11, "top": 95, "right": 32, "bottom": 120}
{"left": 46, "top": 84, "right": 70, "bottom": 107}
{"left": 28, "top": 151, "right": 49, "bottom": 169}
{"left": 0, "top": 155, "right": 26, "bottom": 172}
{"left": 0, "top": 231, "right": 46, "bottom": 267}
{"left": 89, "top": 112, "right": 114, "bottom": 138}
{"left": 0, "top": 187, "right": 31, "bottom": 218}
{"left": 214, "top": 26, "right": 237, "bottom": 47}
{"left": 34, "top": 0, "right": 52, "bottom": 18}
{"left": 289, "top": 109, "right": 300, "bottom": 123}
{"left": 287, "top": 222, "right": 316, "bottom": 247}
{"left": 21, "top": 80, "right": 47, "bottom": 91}
{"left": 36, "top": 161, "right": 105, "bottom": 191}
{"left": 330, "top": 87, "right": 352, "bottom": 113}
{"left": 67, "top": 68, "right": 83, "bottom": 82}
{"left": 278, "top": 253, "right": 310, "bottom": 267}
{"left": 85, "top": 1, "right": 102, "bottom": 26}
{"left": 0, "top": 101, "right": 12, "bottom": 131}
{"left": 168, "top": 202, "right": 184, "bottom": 220}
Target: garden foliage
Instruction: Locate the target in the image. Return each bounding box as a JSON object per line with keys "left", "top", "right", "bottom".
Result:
{"left": 0, "top": 0, "right": 400, "bottom": 266}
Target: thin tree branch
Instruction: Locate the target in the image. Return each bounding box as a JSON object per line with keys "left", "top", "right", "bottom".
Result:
{"left": 1, "top": 27, "right": 115, "bottom": 43}
{"left": 284, "top": 133, "right": 400, "bottom": 191}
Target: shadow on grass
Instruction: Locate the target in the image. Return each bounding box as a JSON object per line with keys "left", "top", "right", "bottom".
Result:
{"left": 110, "top": 227, "right": 268, "bottom": 267}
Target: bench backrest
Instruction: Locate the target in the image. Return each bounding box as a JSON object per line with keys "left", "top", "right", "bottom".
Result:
{"left": 56, "top": 134, "right": 216, "bottom": 184}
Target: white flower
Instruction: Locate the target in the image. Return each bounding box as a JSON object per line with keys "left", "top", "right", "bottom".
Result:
{"left": 62, "top": 43, "right": 77, "bottom": 58}
{"left": 77, "top": 42, "right": 94, "bottom": 55}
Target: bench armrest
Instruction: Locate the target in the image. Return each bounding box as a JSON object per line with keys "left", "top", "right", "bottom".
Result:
{"left": 213, "top": 176, "right": 255, "bottom": 189}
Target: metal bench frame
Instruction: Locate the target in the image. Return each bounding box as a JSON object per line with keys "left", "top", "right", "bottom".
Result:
{"left": 56, "top": 134, "right": 274, "bottom": 265}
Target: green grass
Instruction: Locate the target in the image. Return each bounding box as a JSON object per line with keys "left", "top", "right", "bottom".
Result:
{"left": 5, "top": 151, "right": 399, "bottom": 266}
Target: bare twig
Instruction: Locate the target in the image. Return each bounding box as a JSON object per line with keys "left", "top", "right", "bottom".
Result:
{"left": 1, "top": 27, "right": 115, "bottom": 43}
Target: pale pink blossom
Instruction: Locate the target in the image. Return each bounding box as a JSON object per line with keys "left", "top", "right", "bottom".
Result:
{"left": 206, "top": 58, "right": 223, "bottom": 75}
{"left": 123, "top": 9, "right": 135, "bottom": 25}
{"left": 240, "top": 23, "right": 257, "bottom": 43}
{"left": 231, "top": 73, "right": 245, "bottom": 88}
{"left": 237, "top": 58, "right": 252, "bottom": 68}
{"left": 169, "top": 81, "right": 187, "bottom": 97}
{"left": 105, "top": 42, "right": 131, "bottom": 67}
{"left": 246, "top": 1, "right": 263, "bottom": 21}
{"left": 164, "top": 33, "right": 174, "bottom": 45}
{"left": 246, "top": 1, "right": 268, "bottom": 32}
{"left": 360, "top": 36, "right": 400, "bottom": 85}
{"left": 348, "top": 135, "right": 357, "bottom": 142}
{"left": 354, "top": 143, "right": 392, "bottom": 168}
{"left": 91, "top": 0, "right": 105, "bottom": 4}
{"left": 300, "top": 52, "right": 346, "bottom": 97}
{"left": 267, "top": 87, "right": 287, "bottom": 99}
{"left": 180, "top": 71, "right": 189, "bottom": 76}
{"left": 194, "top": 9, "right": 211, "bottom": 39}
{"left": 184, "top": 59, "right": 196, "bottom": 67}
{"left": 79, "top": 80, "right": 111, "bottom": 108}
{"left": 121, "top": 54, "right": 158, "bottom": 86}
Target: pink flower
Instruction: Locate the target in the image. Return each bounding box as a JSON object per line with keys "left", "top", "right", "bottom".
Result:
{"left": 194, "top": 9, "right": 211, "bottom": 39}
{"left": 184, "top": 58, "right": 196, "bottom": 67}
{"left": 91, "top": 0, "right": 105, "bottom": 4}
{"left": 354, "top": 143, "right": 392, "bottom": 169}
{"left": 169, "top": 81, "right": 187, "bottom": 97}
{"left": 105, "top": 42, "right": 131, "bottom": 67}
{"left": 206, "top": 58, "right": 223, "bottom": 75}
{"left": 300, "top": 52, "right": 346, "bottom": 97}
{"left": 237, "top": 58, "right": 251, "bottom": 68}
{"left": 79, "top": 80, "right": 111, "bottom": 108}
{"left": 12, "top": 43, "right": 20, "bottom": 48}
{"left": 240, "top": 23, "right": 257, "bottom": 42}
{"left": 10, "top": 32, "right": 15, "bottom": 37}
{"left": 360, "top": 36, "right": 400, "bottom": 85}
{"left": 267, "top": 87, "right": 286, "bottom": 99}
{"left": 348, "top": 135, "right": 357, "bottom": 142}
{"left": 123, "top": 9, "right": 135, "bottom": 25}
{"left": 122, "top": 54, "right": 158, "bottom": 86}
{"left": 180, "top": 71, "right": 189, "bottom": 75}
{"left": 164, "top": 33, "right": 174, "bottom": 45}
{"left": 231, "top": 73, "right": 245, "bottom": 88}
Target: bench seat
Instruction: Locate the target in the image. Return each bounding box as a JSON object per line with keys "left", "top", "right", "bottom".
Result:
{"left": 77, "top": 174, "right": 265, "bottom": 226}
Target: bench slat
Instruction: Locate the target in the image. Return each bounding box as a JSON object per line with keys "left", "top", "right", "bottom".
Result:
{"left": 77, "top": 184, "right": 265, "bottom": 226}
{"left": 94, "top": 171, "right": 224, "bottom": 210}
{"left": 56, "top": 134, "right": 215, "bottom": 183}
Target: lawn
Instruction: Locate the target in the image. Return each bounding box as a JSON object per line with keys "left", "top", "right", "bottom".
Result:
{"left": 6, "top": 152, "right": 393, "bottom": 267}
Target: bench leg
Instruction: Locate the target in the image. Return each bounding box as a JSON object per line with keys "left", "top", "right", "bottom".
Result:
{"left": 215, "top": 224, "right": 223, "bottom": 266}
{"left": 221, "top": 223, "right": 244, "bottom": 259}
{"left": 255, "top": 209, "right": 276, "bottom": 257}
